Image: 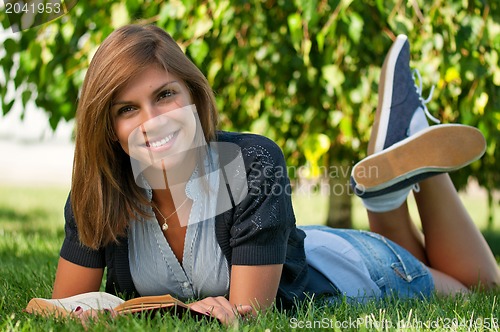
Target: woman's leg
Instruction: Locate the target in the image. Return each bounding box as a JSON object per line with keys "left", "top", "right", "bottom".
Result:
{"left": 358, "top": 33, "right": 499, "bottom": 293}
{"left": 413, "top": 174, "right": 500, "bottom": 289}
{"left": 366, "top": 174, "right": 500, "bottom": 292}
{"left": 367, "top": 201, "right": 427, "bottom": 264}
{"left": 366, "top": 198, "right": 470, "bottom": 294}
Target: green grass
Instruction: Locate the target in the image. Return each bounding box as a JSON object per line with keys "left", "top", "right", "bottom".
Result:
{"left": 1, "top": 185, "right": 499, "bottom": 331}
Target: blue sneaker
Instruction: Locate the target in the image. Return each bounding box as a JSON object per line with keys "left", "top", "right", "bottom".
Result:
{"left": 367, "top": 34, "right": 439, "bottom": 156}
{"left": 351, "top": 124, "right": 486, "bottom": 198}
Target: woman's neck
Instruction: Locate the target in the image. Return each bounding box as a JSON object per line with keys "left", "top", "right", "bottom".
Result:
{"left": 144, "top": 149, "right": 197, "bottom": 188}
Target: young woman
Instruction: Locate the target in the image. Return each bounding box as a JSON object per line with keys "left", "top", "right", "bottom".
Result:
{"left": 52, "top": 25, "right": 499, "bottom": 325}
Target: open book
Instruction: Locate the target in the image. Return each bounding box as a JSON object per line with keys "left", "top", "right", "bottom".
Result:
{"left": 25, "top": 292, "right": 211, "bottom": 320}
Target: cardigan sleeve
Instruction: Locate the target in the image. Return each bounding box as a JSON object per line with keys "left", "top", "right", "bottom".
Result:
{"left": 59, "top": 194, "right": 106, "bottom": 268}
{"left": 221, "top": 133, "right": 298, "bottom": 266}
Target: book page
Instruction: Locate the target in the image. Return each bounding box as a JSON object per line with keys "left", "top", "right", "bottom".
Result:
{"left": 115, "top": 294, "right": 181, "bottom": 313}
{"left": 31, "top": 292, "right": 125, "bottom": 312}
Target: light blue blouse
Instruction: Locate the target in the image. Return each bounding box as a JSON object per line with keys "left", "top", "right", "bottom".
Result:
{"left": 128, "top": 155, "right": 230, "bottom": 302}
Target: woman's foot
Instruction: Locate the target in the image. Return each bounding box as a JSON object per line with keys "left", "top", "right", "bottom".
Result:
{"left": 352, "top": 124, "right": 486, "bottom": 199}
{"left": 368, "top": 34, "right": 439, "bottom": 155}
{"left": 351, "top": 35, "right": 485, "bottom": 211}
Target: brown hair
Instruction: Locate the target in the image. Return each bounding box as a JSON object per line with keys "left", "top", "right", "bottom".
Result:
{"left": 72, "top": 24, "right": 218, "bottom": 249}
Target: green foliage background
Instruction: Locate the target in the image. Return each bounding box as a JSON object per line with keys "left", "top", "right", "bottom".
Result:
{"left": 1, "top": 0, "right": 499, "bottom": 226}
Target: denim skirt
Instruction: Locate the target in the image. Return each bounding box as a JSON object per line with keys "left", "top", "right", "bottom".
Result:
{"left": 300, "top": 226, "right": 434, "bottom": 301}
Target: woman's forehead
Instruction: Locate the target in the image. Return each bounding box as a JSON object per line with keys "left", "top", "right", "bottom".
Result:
{"left": 112, "top": 65, "right": 180, "bottom": 98}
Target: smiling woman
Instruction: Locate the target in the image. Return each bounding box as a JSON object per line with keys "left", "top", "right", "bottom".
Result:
{"left": 50, "top": 25, "right": 500, "bottom": 327}
{"left": 69, "top": 25, "right": 218, "bottom": 249}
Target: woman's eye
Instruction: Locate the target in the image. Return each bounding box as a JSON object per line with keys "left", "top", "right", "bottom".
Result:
{"left": 158, "top": 89, "right": 175, "bottom": 101}
{"left": 117, "top": 106, "right": 135, "bottom": 115}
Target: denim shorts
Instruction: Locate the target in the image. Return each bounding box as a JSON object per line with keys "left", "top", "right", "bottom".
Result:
{"left": 300, "top": 226, "right": 434, "bottom": 300}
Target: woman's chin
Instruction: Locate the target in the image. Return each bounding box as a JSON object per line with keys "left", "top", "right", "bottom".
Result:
{"left": 139, "top": 153, "right": 194, "bottom": 185}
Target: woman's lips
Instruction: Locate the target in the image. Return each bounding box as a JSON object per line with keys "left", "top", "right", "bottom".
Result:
{"left": 143, "top": 130, "right": 179, "bottom": 152}
{"left": 148, "top": 132, "right": 175, "bottom": 147}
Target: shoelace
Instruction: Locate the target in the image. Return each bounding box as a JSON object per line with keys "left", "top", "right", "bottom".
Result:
{"left": 413, "top": 69, "right": 440, "bottom": 124}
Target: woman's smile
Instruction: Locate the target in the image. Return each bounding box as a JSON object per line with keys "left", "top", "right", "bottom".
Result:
{"left": 146, "top": 130, "right": 178, "bottom": 149}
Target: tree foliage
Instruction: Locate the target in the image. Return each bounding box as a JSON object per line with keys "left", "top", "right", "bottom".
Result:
{"left": 1, "top": 0, "right": 499, "bottom": 226}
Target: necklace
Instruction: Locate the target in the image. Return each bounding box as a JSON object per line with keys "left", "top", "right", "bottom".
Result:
{"left": 152, "top": 197, "right": 190, "bottom": 231}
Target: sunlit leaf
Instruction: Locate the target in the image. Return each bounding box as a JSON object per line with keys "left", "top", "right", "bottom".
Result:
{"left": 110, "top": 2, "right": 129, "bottom": 28}
{"left": 188, "top": 39, "right": 209, "bottom": 66}
{"left": 322, "top": 65, "right": 345, "bottom": 90}
{"left": 287, "top": 12, "right": 302, "bottom": 51}
{"left": 473, "top": 92, "right": 488, "bottom": 115}
{"left": 445, "top": 67, "right": 461, "bottom": 83}
{"left": 303, "top": 133, "right": 331, "bottom": 178}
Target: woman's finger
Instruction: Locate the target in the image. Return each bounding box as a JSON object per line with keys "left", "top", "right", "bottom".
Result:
{"left": 212, "top": 296, "right": 235, "bottom": 315}
{"left": 235, "top": 304, "right": 254, "bottom": 317}
{"left": 206, "top": 305, "right": 236, "bottom": 326}
{"left": 188, "top": 297, "right": 244, "bottom": 326}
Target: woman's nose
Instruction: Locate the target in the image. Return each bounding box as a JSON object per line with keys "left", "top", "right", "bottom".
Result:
{"left": 142, "top": 104, "right": 164, "bottom": 121}
{"left": 141, "top": 106, "right": 169, "bottom": 133}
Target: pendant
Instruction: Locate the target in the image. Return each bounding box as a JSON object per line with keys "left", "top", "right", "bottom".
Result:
{"left": 162, "top": 222, "right": 168, "bottom": 231}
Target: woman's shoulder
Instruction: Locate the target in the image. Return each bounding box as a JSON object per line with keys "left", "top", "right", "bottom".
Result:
{"left": 214, "top": 131, "right": 285, "bottom": 162}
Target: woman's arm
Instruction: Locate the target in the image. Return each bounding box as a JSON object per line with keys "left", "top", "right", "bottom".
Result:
{"left": 229, "top": 264, "right": 283, "bottom": 310}
{"left": 188, "top": 264, "right": 283, "bottom": 325}
{"left": 52, "top": 257, "right": 104, "bottom": 298}
{"left": 191, "top": 134, "right": 300, "bottom": 325}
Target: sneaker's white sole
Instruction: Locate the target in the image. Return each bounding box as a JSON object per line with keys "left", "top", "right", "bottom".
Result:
{"left": 353, "top": 124, "right": 486, "bottom": 192}
{"left": 368, "top": 34, "right": 408, "bottom": 155}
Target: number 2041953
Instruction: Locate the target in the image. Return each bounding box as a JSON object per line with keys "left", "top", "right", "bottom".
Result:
{"left": 5, "top": 2, "right": 62, "bottom": 15}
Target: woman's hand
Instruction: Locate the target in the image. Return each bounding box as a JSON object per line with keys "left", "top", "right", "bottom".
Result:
{"left": 70, "top": 307, "right": 117, "bottom": 329}
{"left": 188, "top": 296, "right": 253, "bottom": 326}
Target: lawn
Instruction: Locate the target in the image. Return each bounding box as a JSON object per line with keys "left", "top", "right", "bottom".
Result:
{"left": 1, "top": 185, "right": 499, "bottom": 331}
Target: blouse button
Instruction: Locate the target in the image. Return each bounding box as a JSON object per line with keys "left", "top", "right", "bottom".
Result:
{"left": 182, "top": 281, "right": 190, "bottom": 288}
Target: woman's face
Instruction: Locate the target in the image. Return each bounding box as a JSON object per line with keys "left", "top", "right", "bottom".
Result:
{"left": 111, "top": 65, "right": 199, "bottom": 174}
